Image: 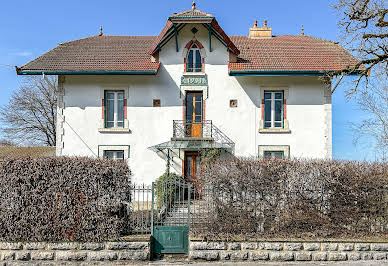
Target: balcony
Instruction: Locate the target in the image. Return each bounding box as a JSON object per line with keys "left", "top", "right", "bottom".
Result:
{"left": 172, "top": 120, "right": 235, "bottom": 151}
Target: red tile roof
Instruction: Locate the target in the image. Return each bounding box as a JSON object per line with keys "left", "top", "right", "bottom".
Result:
{"left": 19, "top": 35, "right": 160, "bottom": 73}
{"left": 148, "top": 19, "right": 240, "bottom": 56}
{"left": 0, "top": 146, "right": 56, "bottom": 158}
{"left": 229, "top": 35, "right": 360, "bottom": 73}
{"left": 148, "top": 21, "right": 174, "bottom": 55}
{"left": 18, "top": 34, "right": 360, "bottom": 75}
{"left": 169, "top": 7, "right": 214, "bottom": 18}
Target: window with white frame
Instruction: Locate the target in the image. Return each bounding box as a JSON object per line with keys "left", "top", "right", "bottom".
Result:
{"left": 186, "top": 44, "right": 202, "bottom": 72}
{"left": 105, "top": 91, "right": 124, "bottom": 128}
{"left": 103, "top": 150, "right": 124, "bottom": 161}
{"left": 264, "top": 91, "right": 284, "bottom": 128}
{"left": 263, "top": 151, "right": 284, "bottom": 159}
{"left": 259, "top": 145, "right": 290, "bottom": 159}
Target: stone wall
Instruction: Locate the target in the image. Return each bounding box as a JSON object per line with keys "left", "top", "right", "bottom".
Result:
{"left": 0, "top": 241, "right": 149, "bottom": 263}
{"left": 190, "top": 241, "right": 388, "bottom": 262}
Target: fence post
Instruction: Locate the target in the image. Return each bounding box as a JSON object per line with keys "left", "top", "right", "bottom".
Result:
{"left": 188, "top": 183, "right": 191, "bottom": 227}
{"left": 151, "top": 182, "right": 155, "bottom": 234}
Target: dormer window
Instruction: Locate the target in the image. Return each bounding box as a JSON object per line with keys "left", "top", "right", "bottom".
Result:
{"left": 186, "top": 44, "right": 202, "bottom": 72}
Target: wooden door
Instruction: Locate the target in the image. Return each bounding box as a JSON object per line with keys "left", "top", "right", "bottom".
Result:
{"left": 184, "top": 152, "right": 201, "bottom": 183}
{"left": 185, "top": 92, "right": 203, "bottom": 138}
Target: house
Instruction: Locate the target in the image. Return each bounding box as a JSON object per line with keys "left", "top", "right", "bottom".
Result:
{"left": 16, "top": 2, "right": 361, "bottom": 184}
{"left": 0, "top": 146, "right": 56, "bottom": 158}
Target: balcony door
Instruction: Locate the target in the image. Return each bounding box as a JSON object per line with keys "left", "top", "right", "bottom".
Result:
{"left": 185, "top": 92, "right": 203, "bottom": 138}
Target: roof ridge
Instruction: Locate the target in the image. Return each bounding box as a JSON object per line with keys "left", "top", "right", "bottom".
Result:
{"left": 170, "top": 7, "right": 213, "bottom": 18}
{"left": 230, "top": 35, "right": 339, "bottom": 43}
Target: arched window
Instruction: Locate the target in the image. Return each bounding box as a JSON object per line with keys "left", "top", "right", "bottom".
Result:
{"left": 186, "top": 44, "right": 202, "bottom": 72}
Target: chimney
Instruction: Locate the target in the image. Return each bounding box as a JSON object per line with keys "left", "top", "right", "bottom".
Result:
{"left": 249, "top": 19, "right": 272, "bottom": 38}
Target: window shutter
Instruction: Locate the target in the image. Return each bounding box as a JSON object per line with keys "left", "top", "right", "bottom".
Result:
{"left": 102, "top": 98, "right": 105, "bottom": 119}
{"left": 284, "top": 99, "right": 287, "bottom": 119}
{"left": 202, "top": 99, "right": 205, "bottom": 121}
{"left": 261, "top": 99, "right": 264, "bottom": 120}
{"left": 124, "top": 99, "right": 127, "bottom": 119}
{"left": 182, "top": 98, "right": 186, "bottom": 122}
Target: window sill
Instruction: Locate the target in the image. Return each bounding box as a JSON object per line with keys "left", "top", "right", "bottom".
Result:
{"left": 259, "top": 128, "right": 291, "bottom": 134}
{"left": 98, "top": 128, "right": 131, "bottom": 133}
{"left": 183, "top": 72, "right": 206, "bottom": 76}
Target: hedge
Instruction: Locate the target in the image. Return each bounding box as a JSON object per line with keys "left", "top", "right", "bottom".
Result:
{"left": 0, "top": 157, "right": 131, "bottom": 241}
{"left": 194, "top": 158, "right": 388, "bottom": 239}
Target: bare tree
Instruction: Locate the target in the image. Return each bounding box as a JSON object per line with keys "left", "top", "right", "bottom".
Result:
{"left": 331, "top": 0, "right": 387, "bottom": 94}
{"left": 0, "top": 76, "right": 57, "bottom": 146}
{"left": 0, "top": 139, "right": 15, "bottom": 146}
{"left": 352, "top": 73, "right": 388, "bottom": 160}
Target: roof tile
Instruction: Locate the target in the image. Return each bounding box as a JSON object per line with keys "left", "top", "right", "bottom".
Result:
{"left": 19, "top": 34, "right": 360, "bottom": 73}
{"left": 21, "top": 35, "right": 160, "bottom": 73}
{"left": 229, "top": 35, "right": 360, "bottom": 72}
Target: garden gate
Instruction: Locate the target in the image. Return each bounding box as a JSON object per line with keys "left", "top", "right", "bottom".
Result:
{"left": 151, "top": 177, "right": 191, "bottom": 254}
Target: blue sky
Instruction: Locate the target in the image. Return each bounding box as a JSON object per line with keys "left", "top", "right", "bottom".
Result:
{"left": 0, "top": 0, "right": 374, "bottom": 160}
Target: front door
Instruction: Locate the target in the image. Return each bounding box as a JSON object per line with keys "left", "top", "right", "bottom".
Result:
{"left": 185, "top": 92, "right": 203, "bottom": 138}
{"left": 184, "top": 152, "right": 201, "bottom": 184}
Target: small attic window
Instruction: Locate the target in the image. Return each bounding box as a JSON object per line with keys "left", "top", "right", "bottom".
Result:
{"left": 153, "top": 99, "right": 161, "bottom": 107}
{"left": 191, "top": 27, "right": 198, "bottom": 34}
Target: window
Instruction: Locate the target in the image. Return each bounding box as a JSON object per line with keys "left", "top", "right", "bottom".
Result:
{"left": 264, "top": 91, "right": 283, "bottom": 128}
{"left": 230, "top": 99, "right": 238, "bottom": 108}
{"left": 105, "top": 91, "right": 124, "bottom": 128}
{"left": 153, "top": 99, "right": 161, "bottom": 107}
{"left": 263, "top": 151, "right": 284, "bottom": 159}
{"left": 99, "top": 145, "right": 129, "bottom": 160}
{"left": 103, "top": 150, "right": 124, "bottom": 161}
{"left": 186, "top": 44, "right": 202, "bottom": 72}
{"left": 259, "top": 145, "right": 290, "bottom": 159}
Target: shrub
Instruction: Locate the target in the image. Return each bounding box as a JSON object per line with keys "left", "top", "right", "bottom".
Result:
{"left": 193, "top": 157, "right": 388, "bottom": 239}
{"left": 155, "top": 172, "right": 182, "bottom": 208}
{"left": 0, "top": 156, "right": 131, "bottom": 241}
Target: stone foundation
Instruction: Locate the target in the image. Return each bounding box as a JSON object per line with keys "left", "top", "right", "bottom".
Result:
{"left": 2, "top": 240, "right": 388, "bottom": 263}
{"left": 190, "top": 241, "right": 388, "bottom": 262}
{"left": 0, "top": 241, "right": 149, "bottom": 263}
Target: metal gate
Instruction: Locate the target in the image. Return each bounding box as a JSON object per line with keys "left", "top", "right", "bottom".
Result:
{"left": 151, "top": 177, "right": 191, "bottom": 254}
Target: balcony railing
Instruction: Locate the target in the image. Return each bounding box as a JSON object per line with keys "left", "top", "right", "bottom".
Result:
{"left": 173, "top": 120, "right": 235, "bottom": 151}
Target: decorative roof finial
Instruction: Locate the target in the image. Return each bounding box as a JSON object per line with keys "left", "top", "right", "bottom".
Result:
{"left": 192, "top": 0, "right": 196, "bottom": 10}
{"left": 99, "top": 26, "right": 103, "bottom": 36}
{"left": 301, "top": 25, "right": 304, "bottom": 36}
{"left": 254, "top": 20, "right": 258, "bottom": 27}
{"left": 263, "top": 20, "right": 268, "bottom": 28}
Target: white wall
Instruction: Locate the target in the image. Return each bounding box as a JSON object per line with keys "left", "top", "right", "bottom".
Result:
{"left": 59, "top": 24, "right": 331, "bottom": 184}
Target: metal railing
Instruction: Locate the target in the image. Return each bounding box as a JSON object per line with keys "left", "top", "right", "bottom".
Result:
{"left": 129, "top": 183, "right": 154, "bottom": 234}
{"left": 173, "top": 120, "right": 235, "bottom": 151}
{"left": 152, "top": 177, "right": 191, "bottom": 228}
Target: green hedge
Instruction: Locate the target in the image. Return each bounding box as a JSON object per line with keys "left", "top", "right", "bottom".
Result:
{"left": 0, "top": 157, "right": 131, "bottom": 241}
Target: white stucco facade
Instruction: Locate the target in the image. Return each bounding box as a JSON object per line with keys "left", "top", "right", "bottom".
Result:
{"left": 57, "top": 23, "right": 332, "bottom": 184}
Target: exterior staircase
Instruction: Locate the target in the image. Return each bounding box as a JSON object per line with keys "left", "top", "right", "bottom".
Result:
{"left": 162, "top": 200, "right": 212, "bottom": 226}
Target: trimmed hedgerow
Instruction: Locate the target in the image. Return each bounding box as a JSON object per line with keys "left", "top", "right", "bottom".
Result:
{"left": 0, "top": 156, "right": 131, "bottom": 241}
{"left": 193, "top": 158, "right": 388, "bottom": 239}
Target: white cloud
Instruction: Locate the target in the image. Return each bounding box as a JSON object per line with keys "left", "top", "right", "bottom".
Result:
{"left": 8, "top": 51, "right": 32, "bottom": 57}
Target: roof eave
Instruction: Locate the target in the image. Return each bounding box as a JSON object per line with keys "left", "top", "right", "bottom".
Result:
{"left": 228, "top": 70, "right": 363, "bottom": 76}
{"left": 16, "top": 68, "right": 160, "bottom": 76}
